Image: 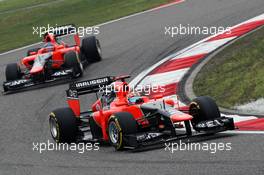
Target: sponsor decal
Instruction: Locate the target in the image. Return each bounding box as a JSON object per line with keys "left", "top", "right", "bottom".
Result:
{"left": 6, "top": 79, "right": 28, "bottom": 86}
{"left": 137, "top": 132, "right": 163, "bottom": 141}
{"left": 68, "top": 89, "right": 78, "bottom": 98}
{"left": 75, "top": 77, "right": 109, "bottom": 88}
{"left": 52, "top": 70, "right": 71, "bottom": 76}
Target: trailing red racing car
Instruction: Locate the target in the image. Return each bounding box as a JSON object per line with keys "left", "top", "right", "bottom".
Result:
{"left": 49, "top": 75, "right": 235, "bottom": 150}
{"left": 3, "top": 24, "right": 102, "bottom": 92}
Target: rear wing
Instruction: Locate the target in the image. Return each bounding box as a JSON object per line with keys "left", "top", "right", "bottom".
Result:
{"left": 44, "top": 24, "right": 77, "bottom": 37}
{"left": 66, "top": 75, "right": 130, "bottom": 116}
{"left": 66, "top": 76, "right": 114, "bottom": 98}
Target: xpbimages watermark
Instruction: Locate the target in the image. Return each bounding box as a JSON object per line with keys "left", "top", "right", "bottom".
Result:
{"left": 32, "top": 24, "right": 100, "bottom": 37}
{"left": 165, "top": 140, "right": 232, "bottom": 154}
{"left": 32, "top": 140, "right": 100, "bottom": 154}
{"left": 164, "top": 24, "right": 231, "bottom": 37}
{"left": 97, "top": 84, "right": 166, "bottom": 96}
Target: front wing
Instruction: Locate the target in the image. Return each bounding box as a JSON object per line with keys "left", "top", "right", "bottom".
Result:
{"left": 126, "top": 116, "right": 235, "bottom": 149}
{"left": 2, "top": 69, "right": 74, "bottom": 93}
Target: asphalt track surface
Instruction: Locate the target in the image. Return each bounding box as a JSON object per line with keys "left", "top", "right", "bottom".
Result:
{"left": 0, "top": 0, "right": 264, "bottom": 174}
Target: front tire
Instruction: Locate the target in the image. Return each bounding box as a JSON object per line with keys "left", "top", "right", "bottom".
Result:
{"left": 108, "top": 112, "right": 137, "bottom": 150}
{"left": 5, "top": 63, "right": 22, "bottom": 81}
{"left": 49, "top": 108, "right": 77, "bottom": 143}
{"left": 189, "top": 96, "right": 220, "bottom": 129}
{"left": 81, "top": 36, "right": 102, "bottom": 63}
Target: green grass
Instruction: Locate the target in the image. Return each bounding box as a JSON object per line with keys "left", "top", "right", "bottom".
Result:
{"left": 193, "top": 26, "right": 264, "bottom": 108}
{"left": 0, "top": 0, "right": 53, "bottom": 12}
{"left": 0, "top": 0, "right": 172, "bottom": 53}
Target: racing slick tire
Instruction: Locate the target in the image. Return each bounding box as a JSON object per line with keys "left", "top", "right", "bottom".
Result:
{"left": 81, "top": 36, "right": 102, "bottom": 63}
{"left": 189, "top": 96, "right": 220, "bottom": 129}
{"left": 64, "top": 51, "right": 83, "bottom": 78}
{"left": 184, "top": 121, "right": 192, "bottom": 136}
{"left": 108, "top": 112, "right": 137, "bottom": 151}
{"left": 5, "top": 63, "right": 22, "bottom": 81}
{"left": 49, "top": 108, "right": 77, "bottom": 143}
{"left": 27, "top": 48, "right": 40, "bottom": 56}
{"left": 90, "top": 117, "right": 103, "bottom": 140}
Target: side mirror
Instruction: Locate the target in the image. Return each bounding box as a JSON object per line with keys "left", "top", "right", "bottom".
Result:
{"left": 29, "top": 51, "right": 37, "bottom": 55}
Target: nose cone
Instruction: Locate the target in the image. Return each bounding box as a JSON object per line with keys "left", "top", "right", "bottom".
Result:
{"left": 171, "top": 114, "right": 193, "bottom": 123}
{"left": 30, "top": 65, "right": 43, "bottom": 74}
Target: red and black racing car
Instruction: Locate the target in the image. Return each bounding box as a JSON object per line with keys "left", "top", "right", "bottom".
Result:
{"left": 3, "top": 25, "right": 102, "bottom": 92}
{"left": 49, "top": 75, "right": 235, "bottom": 150}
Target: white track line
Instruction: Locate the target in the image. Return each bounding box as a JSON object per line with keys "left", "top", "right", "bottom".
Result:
{"left": 224, "top": 115, "right": 257, "bottom": 123}
{"left": 224, "top": 130, "right": 264, "bottom": 134}
{"left": 0, "top": 0, "right": 185, "bottom": 56}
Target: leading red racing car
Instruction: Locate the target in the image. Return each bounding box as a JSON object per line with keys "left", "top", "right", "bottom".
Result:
{"left": 3, "top": 24, "right": 102, "bottom": 92}
{"left": 49, "top": 75, "right": 235, "bottom": 150}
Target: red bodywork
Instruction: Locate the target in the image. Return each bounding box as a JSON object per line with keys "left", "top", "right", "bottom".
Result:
{"left": 67, "top": 79, "right": 193, "bottom": 141}
{"left": 20, "top": 33, "right": 81, "bottom": 75}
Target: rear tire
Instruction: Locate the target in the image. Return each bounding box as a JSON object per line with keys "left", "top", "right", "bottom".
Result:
{"left": 189, "top": 96, "right": 220, "bottom": 129}
{"left": 108, "top": 112, "right": 137, "bottom": 150}
{"left": 64, "top": 51, "right": 83, "bottom": 78}
{"left": 49, "top": 108, "right": 77, "bottom": 143}
{"left": 90, "top": 117, "right": 103, "bottom": 140}
{"left": 81, "top": 36, "right": 102, "bottom": 63}
{"left": 5, "top": 63, "right": 21, "bottom": 81}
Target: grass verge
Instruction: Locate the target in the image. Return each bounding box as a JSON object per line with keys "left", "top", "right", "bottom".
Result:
{"left": 193, "top": 26, "right": 264, "bottom": 108}
{"left": 0, "top": 0, "right": 172, "bottom": 53}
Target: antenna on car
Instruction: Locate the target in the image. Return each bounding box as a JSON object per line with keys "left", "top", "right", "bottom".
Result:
{"left": 163, "top": 99, "right": 166, "bottom": 110}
